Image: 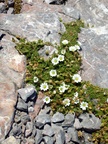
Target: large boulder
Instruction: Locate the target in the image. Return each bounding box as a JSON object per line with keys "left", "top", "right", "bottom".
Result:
{"left": 0, "top": 31, "right": 26, "bottom": 141}
{"left": 0, "top": 12, "right": 65, "bottom": 44}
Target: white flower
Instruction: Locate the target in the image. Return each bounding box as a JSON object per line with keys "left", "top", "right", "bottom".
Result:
{"left": 63, "top": 98, "right": 70, "bottom": 106}
{"left": 55, "top": 49, "right": 58, "bottom": 54}
{"left": 72, "top": 74, "right": 82, "bottom": 83}
{"left": 73, "top": 96, "right": 79, "bottom": 104}
{"left": 107, "top": 98, "right": 108, "bottom": 103}
{"left": 50, "top": 70, "right": 57, "bottom": 77}
{"left": 61, "top": 49, "right": 66, "bottom": 55}
{"left": 59, "top": 85, "right": 66, "bottom": 93}
{"left": 40, "top": 82, "right": 49, "bottom": 91}
{"left": 74, "top": 92, "right": 78, "bottom": 97}
{"left": 62, "top": 40, "right": 69, "bottom": 45}
{"left": 51, "top": 57, "right": 59, "bottom": 65}
{"left": 69, "top": 46, "right": 77, "bottom": 52}
{"left": 58, "top": 55, "right": 64, "bottom": 62}
{"left": 75, "top": 45, "right": 80, "bottom": 50}
{"left": 43, "top": 96, "right": 51, "bottom": 104}
{"left": 53, "top": 90, "right": 56, "bottom": 94}
{"left": 62, "top": 82, "right": 70, "bottom": 90}
{"left": 33, "top": 76, "right": 39, "bottom": 83}
{"left": 80, "top": 102, "right": 88, "bottom": 110}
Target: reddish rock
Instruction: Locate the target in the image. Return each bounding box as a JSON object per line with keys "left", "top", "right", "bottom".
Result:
{"left": 29, "top": 92, "right": 45, "bottom": 120}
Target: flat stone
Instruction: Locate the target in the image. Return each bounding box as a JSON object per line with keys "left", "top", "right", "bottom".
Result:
{"left": 42, "top": 124, "right": 54, "bottom": 137}
{"left": 17, "top": 85, "right": 36, "bottom": 102}
{"left": 67, "top": 127, "right": 80, "bottom": 143}
{"left": 35, "top": 114, "right": 51, "bottom": 128}
{"left": 62, "top": 113, "right": 75, "bottom": 129}
{"left": 79, "top": 113, "right": 101, "bottom": 132}
{"left": 55, "top": 129, "right": 65, "bottom": 144}
{"left": 51, "top": 112, "right": 64, "bottom": 123}
{"left": 16, "top": 99, "right": 28, "bottom": 112}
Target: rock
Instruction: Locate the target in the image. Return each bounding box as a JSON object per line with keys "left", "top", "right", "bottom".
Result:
{"left": 43, "top": 136, "right": 55, "bottom": 144}
{"left": 62, "top": 113, "right": 75, "bottom": 130}
{"left": 79, "top": 27, "right": 108, "bottom": 88}
{"left": 63, "top": 6, "right": 80, "bottom": 20}
{"left": 35, "top": 129, "right": 43, "bottom": 144}
{"left": 16, "top": 99, "right": 28, "bottom": 112}
{"left": 0, "top": 30, "right": 26, "bottom": 89}
{"left": 25, "top": 122, "right": 33, "bottom": 137}
{"left": 1, "top": 136, "right": 19, "bottom": 144}
{"left": 0, "top": 12, "right": 65, "bottom": 45}
{"left": 51, "top": 112, "right": 64, "bottom": 123}
{"left": 7, "top": 7, "right": 14, "bottom": 14}
{"left": 0, "top": 72, "right": 16, "bottom": 141}
{"left": 68, "top": 0, "right": 108, "bottom": 26}
{"left": 42, "top": 124, "right": 54, "bottom": 137}
{"left": 11, "top": 123, "right": 22, "bottom": 136}
{"left": 67, "top": 127, "right": 80, "bottom": 143}
{"left": 38, "top": 45, "right": 57, "bottom": 60}
{"left": 20, "top": 113, "right": 30, "bottom": 125}
{"left": 79, "top": 113, "right": 101, "bottom": 132}
{"left": 55, "top": 129, "right": 65, "bottom": 144}
{"left": 35, "top": 114, "right": 51, "bottom": 128}
{"left": 73, "top": 118, "right": 82, "bottom": 129}
{"left": 0, "top": 4, "right": 7, "bottom": 13}
{"left": 17, "top": 85, "right": 36, "bottom": 102}
{"left": 44, "top": 0, "right": 67, "bottom": 5}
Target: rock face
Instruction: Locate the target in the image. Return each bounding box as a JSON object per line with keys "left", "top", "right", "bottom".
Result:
{"left": 0, "top": 12, "right": 65, "bottom": 44}
{"left": 0, "top": 30, "right": 26, "bottom": 141}
{"left": 78, "top": 27, "right": 108, "bottom": 88}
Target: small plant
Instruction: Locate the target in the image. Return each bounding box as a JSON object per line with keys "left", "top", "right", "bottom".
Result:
{"left": 15, "top": 20, "right": 108, "bottom": 144}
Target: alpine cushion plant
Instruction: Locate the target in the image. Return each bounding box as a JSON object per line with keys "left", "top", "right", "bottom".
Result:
{"left": 15, "top": 20, "right": 108, "bottom": 144}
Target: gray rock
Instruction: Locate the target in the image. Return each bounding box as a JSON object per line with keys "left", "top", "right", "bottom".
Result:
{"left": 71, "top": 0, "right": 108, "bottom": 26}
{"left": 52, "top": 123, "right": 63, "bottom": 134}
{"left": 55, "top": 129, "right": 65, "bottom": 144}
{"left": 73, "top": 118, "right": 82, "bottom": 129}
{"left": 35, "top": 114, "right": 51, "bottom": 128}
{"left": 35, "top": 129, "right": 43, "bottom": 144}
{"left": 38, "top": 45, "right": 56, "bottom": 60}
{"left": 42, "top": 124, "right": 54, "bottom": 137}
{"left": 79, "top": 113, "right": 101, "bottom": 132}
{"left": 7, "top": 7, "right": 14, "bottom": 14}
{"left": 62, "top": 113, "right": 75, "bottom": 130}
{"left": 16, "top": 99, "right": 28, "bottom": 112}
{"left": 20, "top": 113, "right": 30, "bottom": 124}
{"left": 51, "top": 112, "right": 64, "bottom": 123}
{"left": 43, "top": 136, "right": 55, "bottom": 144}
{"left": 63, "top": 6, "right": 80, "bottom": 20}
{"left": 67, "top": 127, "right": 80, "bottom": 143}
{"left": 17, "top": 85, "right": 36, "bottom": 102}
{"left": 79, "top": 27, "right": 108, "bottom": 88}
{"left": 0, "top": 12, "right": 65, "bottom": 45}
{"left": 1, "top": 136, "right": 19, "bottom": 144}
{"left": 25, "top": 122, "right": 33, "bottom": 137}
{"left": 11, "top": 123, "right": 22, "bottom": 136}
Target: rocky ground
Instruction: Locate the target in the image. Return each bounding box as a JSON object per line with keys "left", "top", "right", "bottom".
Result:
{"left": 0, "top": 0, "right": 108, "bottom": 143}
